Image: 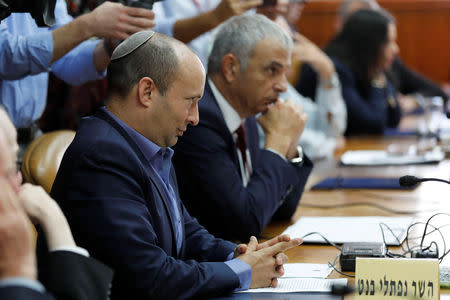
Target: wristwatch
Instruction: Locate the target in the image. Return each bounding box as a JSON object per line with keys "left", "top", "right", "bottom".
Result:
{"left": 290, "top": 145, "right": 304, "bottom": 166}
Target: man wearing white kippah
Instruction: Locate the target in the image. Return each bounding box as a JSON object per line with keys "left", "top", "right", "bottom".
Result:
{"left": 48, "top": 29, "right": 303, "bottom": 299}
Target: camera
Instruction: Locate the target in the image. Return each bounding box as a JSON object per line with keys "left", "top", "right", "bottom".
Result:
{"left": 95, "top": 0, "right": 163, "bottom": 10}
{"left": 262, "top": 0, "right": 308, "bottom": 6}
{"left": 126, "top": 0, "right": 163, "bottom": 9}
{"left": 262, "top": 0, "right": 277, "bottom": 6}
{"left": 0, "top": 0, "right": 56, "bottom": 26}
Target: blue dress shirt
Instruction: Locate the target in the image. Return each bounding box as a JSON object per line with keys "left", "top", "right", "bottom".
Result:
{"left": 0, "top": 0, "right": 104, "bottom": 127}
{"left": 102, "top": 107, "right": 251, "bottom": 290}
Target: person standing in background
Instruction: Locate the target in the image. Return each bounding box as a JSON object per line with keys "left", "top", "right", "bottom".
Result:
{"left": 0, "top": 0, "right": 155, "bottom": 155}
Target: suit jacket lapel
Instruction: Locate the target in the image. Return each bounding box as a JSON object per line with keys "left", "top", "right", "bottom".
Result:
{"left": 142, "top": 163, "right": 180, "bottom": 257}
{"left": 244, "top": 117, "right": 257, "bottom": 166}
{"left": 201, "top": 82, "right": 241, "bottom": 169}
{"left": 95, "top": 109, "right": 180, "bottom": 255}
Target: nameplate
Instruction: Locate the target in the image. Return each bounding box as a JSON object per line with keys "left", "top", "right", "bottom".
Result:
{"left": 355, "top": 257, "right": 439, "bottom": 299}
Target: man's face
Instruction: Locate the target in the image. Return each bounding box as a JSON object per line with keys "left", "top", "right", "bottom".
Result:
{"left": 150, "top": 56, "right": 206, "bottom": 148}
{"left": 0, "top": 110, "right": 21, "bottom": 193}
{"left": 232, "top": 38, "right": 290, "bottom": 117}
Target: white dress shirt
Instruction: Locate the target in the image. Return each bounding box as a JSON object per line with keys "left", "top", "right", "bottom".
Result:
{"left": 208, "top": 78, "right": 252, "bottom": 186}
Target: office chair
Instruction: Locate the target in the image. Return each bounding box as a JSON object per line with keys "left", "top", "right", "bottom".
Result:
{"left": 21, "top": 130, "right": 75, "bottom": 194}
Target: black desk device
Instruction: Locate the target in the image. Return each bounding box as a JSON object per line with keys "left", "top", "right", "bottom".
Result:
{"left": 340, "top": 242, "right": 387, "bottom": 272}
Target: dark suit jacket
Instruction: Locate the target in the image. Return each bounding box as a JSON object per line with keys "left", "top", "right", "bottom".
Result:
{"left": 1, "top": 250, "right": 111, "bottom": 300}
{"left": 37, "top": 250, "right": 113, "bottom": 300}
{"left": 0, "top": 286, "right": 55, "bottom": 300}
{"left": 49, "top": 109, "right": 239, "bottom": 300}
{"left": 173, "top": 82, "right": 313, "bottom": 242}
{"left": 296, "top": 57, "right": 401, "bottom": 135}
{"left": 389, "top": 58, "right": 448, "bottom": 101}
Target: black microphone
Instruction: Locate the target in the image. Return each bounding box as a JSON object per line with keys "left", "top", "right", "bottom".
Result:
{"left": 399, "top": 175, "right": 450, "bottom": 187}
{"left": 331, "top": 283, "right": 354, "bottom": 295}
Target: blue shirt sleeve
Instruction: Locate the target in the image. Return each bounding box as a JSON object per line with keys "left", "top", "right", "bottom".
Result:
{"left": 0, "top": 22, "right": 53, "bottom": 80}
{"left": 152, "top": 1, "right": 177, "bottom": 36}
{"left": 50, "top": 0, "right": 105, "bottom": 85}
{"left": 224, "top": 253, "right": 252, "bottom": 291}
{"left": 0, "top": 277, "right": 45, "bottom": 293}
{"left": 0, "top": 0, "right": 104, "bottom": 85}
{"left": 51, "top": 39, "right": 105, "bottom": 86}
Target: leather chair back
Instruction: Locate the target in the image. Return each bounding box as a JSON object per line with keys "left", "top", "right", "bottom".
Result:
{"left": 21, "top": 130, "right": 75, "bottom": 193}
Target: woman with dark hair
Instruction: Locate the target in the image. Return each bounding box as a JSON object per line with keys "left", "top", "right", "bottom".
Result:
{"left": 296, "top": 9, "right": 401, "bottom": 135}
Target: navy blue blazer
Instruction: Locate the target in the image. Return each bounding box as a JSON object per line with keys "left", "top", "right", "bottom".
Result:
{"left": 37, "top": 250, "right": 113, "bottom": 300}
{"left": 296, "top": 57, "right": 401, "bottom": 135}
{"left": 49, "top": 109, "right": 239, "bottom": 299}
{"left": 1, "top": 250, "right": 111, "bottom": 300}
{"left": 173, "top": 82, "right": 313, "bottom": 242}
{"left": 0, "top": 287, "right": 55, "bottom": 300}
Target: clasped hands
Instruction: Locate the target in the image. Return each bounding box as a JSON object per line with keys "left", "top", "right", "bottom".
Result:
{"left": 233, "top": 234, "right": 303, "bottom": 289}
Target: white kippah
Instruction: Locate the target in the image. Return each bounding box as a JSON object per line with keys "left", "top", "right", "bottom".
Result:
{"left": 111, "top": 30, "right": 155, "bottom": 61}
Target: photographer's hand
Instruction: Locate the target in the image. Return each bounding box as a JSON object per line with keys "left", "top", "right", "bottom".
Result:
{"left": 173, "top": 0, "right": 261, "bottom": 44}
{"left": 51, "top": 1, "right": 155, "bottom": 66}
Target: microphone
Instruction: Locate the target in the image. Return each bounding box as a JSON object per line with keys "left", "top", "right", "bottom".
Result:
{"left": 399, "top": 175, "right": 450, "bottom": 187}
{"left": 331, "top": 283, "right": 354, "bottom": 295}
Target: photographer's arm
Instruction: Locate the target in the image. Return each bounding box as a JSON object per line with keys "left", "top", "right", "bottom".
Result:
{"left": 51, "top": 2, "right": 154, "bottom": 68}
{"left": 172, "top": 0, "right": 261, "bottom": 43}
{"left": 0, "top": 1, "right": 154, "bottom": 81}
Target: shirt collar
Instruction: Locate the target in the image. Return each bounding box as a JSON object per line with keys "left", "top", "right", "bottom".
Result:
{"left": 208, "top": 78, "right": 244, "bottom": 133}
{"left": 101, "top": 107, "right": 174, "bottom": 177}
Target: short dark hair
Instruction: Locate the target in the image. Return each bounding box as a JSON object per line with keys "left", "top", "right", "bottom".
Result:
{"left": 107, "top": 33, "right": 179, "bottom": 98}
{"left": 326, "top": 9, "right": 395, "bottom": 97}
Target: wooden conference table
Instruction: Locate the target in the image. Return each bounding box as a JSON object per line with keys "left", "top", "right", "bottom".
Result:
{"left": 259, "top": 121, "right": 450, "bottom": 299}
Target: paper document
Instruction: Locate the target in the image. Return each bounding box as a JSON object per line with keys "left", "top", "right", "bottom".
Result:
{"left": 282, "top": 263, "right": 332, "bottom": 278}
{"left": 340, "top": 149, "right": 444, "bottom": 166}
{"left": 282, "top": 216, "right": 414, "bottom": 246}
{"left": 236, "top": 278, "right": 347, "bottom": 293}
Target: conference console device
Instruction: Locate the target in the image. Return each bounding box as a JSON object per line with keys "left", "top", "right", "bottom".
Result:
{"left": 340, "top": 242, "right": 387, "bottom": 272}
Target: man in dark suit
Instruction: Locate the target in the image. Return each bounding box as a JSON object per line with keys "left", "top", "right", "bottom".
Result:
{"left": 173, "top": 14, "right": 313, "bottom": 242}
{"left": 49, "top": 30, "right": 302, "bottom": 299}
{"left": 0, "top": 107, "right": 113, "bottom": 300}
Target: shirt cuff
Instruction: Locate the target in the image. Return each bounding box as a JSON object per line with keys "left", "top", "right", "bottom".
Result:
{"left": 27, "top": 31, "right": 54, "bottom": 74}
{"left": 51, "top": 39, "right": 105, "bottom": 85}
{"left": 0, "top": 277, "right": 45, "bottom": 293}
{"left": 224, "top": 259, "right": 252, "bottom": 291}
{"left": 317, "top": 73, "right": 340, "bottom": 104}
{"left": 51, "top": 246, "right": 90, "bottom": 257}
